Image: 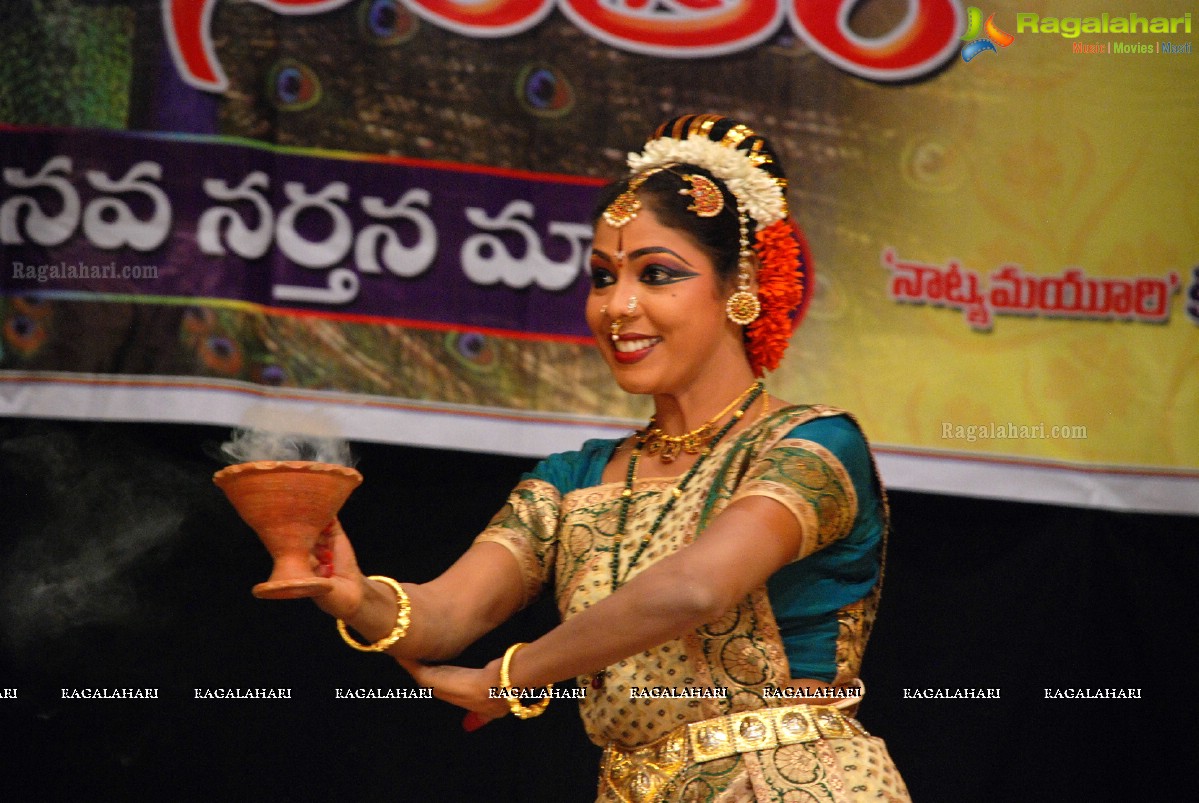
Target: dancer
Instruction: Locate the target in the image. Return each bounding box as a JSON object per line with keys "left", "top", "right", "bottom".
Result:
{"left": 303, "top": 114, "right": 908, "bottom": 802}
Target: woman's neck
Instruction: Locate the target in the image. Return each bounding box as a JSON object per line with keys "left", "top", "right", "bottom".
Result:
{"left": 650, "top": 370, "right": 760, "bottom": 435}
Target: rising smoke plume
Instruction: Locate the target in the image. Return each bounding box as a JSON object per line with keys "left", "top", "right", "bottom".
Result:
{"left": 218, "top": 407, "right": 354, "bottom": 466}
{"left": 219, "top": 429, "right": 353, "bottom": 466}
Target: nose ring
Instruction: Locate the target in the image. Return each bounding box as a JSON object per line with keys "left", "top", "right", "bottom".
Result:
{"left": 626, "top": 295, "right": 638, "bottom": 314}
{"left": 601, "top": 304, "right": 609, "bottom": 316}
{"left": 610, "top": 319, "right": 622, "bottom": 341}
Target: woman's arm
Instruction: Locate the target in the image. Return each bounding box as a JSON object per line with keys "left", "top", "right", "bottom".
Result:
{"left": 406, "top": 495, "right": 802, "bottom": 719}
{"left": 518, "top": 495, "right": 801, "bottom": 678}
{"left": 313, "top": 520, "right": 528, "bottom": 662}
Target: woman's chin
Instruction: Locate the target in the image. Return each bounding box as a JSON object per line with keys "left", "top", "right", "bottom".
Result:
{"left": 606, "top": 367, "right": 660, "bottom": 397}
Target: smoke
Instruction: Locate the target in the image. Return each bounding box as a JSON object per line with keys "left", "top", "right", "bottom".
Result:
{"left": 4, "top": 512, "right": 185, "bottom": 647}
{"left": 218, "top": 407, "right": 354, "bottom": 466}
{"left": 0, "top": 409, "right": 354, "bottom": 665}
{"left": 0, "top": 424, "right": 192, "bottom": 660}
{"left": 219, "top": 430, "right": 353, "bottom": 465}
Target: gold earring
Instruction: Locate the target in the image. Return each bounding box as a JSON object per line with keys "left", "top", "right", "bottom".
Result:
{"left": 725, "top": 212, "right": 760, "bottom": 326}
{"left": 726, "top": 273, "right": 761, "bottom": 326}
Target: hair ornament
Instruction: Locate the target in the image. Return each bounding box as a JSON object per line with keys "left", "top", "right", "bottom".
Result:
{"left": 746, "top": 218, "right": 808, "bottom": 374}
{"left": 608, "top": 115, "right": 811, "bottom": 375}
{"left": 601, "top": 190, "right": 640, "bottom": 229}
{"left": 678, "top": 173, "right": 724, "bottom": 218}
{"left": 602, "top": 168, "right": 666, "bottom": 228}
{"left": 627, "top": 136, "right": 786, "bottom": 227}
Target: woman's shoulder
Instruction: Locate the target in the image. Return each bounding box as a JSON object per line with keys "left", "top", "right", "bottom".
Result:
{"left": 749, "top": 405, "right": 882, "bottom": 508}
{"left": 754, "top": 404, "right": 872, "bottom": 466}
{"left": 523, "top": 437, "right": 622, "bottom": 494}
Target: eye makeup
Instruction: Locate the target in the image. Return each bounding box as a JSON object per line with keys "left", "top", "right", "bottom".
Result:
{"left": 589, "top": 246, "right": 701, "bottom": 288}
{"left": 639, "top": 264, "right": 699, "bottom": 286}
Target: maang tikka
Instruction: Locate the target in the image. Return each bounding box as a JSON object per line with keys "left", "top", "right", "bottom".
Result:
{"left": 602, "top": 169, "right": 659, "bottom": 229}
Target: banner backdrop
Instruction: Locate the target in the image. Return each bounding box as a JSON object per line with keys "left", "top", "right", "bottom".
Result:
{"left": 1, "top": 0, "right": 1196, "bottom": 513}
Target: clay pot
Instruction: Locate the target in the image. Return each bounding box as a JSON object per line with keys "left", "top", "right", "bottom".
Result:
{"left": 213, "top": 461, "right": 363, "bottom": 599}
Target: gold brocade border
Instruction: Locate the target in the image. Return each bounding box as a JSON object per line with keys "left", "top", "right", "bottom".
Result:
{"left": 473, "top": 477, "right": 561, "bottom": 606}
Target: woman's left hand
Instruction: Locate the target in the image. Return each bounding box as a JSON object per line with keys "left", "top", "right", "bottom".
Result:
{"left": 399, "top": 658, "right": 511, "bottom": 728}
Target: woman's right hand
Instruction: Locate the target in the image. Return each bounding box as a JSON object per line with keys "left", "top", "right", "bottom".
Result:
{"left": 310, "top": 519, "right": 369, "bottom": 621}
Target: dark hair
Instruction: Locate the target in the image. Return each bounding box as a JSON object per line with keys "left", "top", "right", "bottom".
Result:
{"left": 591, "top": 116, "right": 788, "bottom": 287}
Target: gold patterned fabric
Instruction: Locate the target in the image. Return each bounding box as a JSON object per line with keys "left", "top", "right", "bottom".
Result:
{"left": 597, "top": 703, "right": 908, "bottom": 803}
{"left": 474, "top": 406, "right": 907, "bottom": 802}
{"left": 730, "top": 438, "right": 857, "bottom": 562}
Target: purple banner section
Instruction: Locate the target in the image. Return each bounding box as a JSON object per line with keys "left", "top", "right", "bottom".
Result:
{"left": 0, "top": 125, "right": 602, "bottom": 340}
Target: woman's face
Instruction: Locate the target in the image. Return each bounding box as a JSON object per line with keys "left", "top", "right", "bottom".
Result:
{"left": 586, "top": 205, "right": 747, "bottom": 397}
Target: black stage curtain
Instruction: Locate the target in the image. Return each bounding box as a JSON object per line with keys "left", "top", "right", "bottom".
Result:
{"left": 0, "top": 418, "right": 1193, "bottom": 801}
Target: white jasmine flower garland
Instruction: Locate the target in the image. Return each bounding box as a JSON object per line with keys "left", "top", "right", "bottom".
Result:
{"left": 627, "top": 135, "right": 787, "bottom": 227}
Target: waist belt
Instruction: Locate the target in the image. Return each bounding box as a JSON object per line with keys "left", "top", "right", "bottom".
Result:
{"left": 601, "top": 703, "right": 868, "bottom": 803}
{"left": 686, "top": 701, "right": 867, "bottom": 761}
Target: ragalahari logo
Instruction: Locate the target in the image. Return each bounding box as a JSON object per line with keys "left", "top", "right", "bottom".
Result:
{"left": 961, "top": 7, "right": 1016, "bottom": 62}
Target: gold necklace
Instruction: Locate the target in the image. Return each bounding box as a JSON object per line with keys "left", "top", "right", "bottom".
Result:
{"left": 642, "top": 381, "right": 761, "bottom": 463}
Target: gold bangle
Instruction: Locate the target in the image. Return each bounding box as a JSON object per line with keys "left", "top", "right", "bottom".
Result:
{"left": 336, "top": 576, "right": 411, "bottom": 652}
{"left": 499, "top": 642, "right": 552, "bottom": 719}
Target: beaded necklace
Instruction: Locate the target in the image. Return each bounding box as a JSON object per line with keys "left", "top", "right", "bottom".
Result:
{"left": 609, "top": 380, "right": 764, "bottom": 591}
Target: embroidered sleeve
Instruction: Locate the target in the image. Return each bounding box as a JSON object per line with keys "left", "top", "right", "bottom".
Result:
{"left": 473, "top": 477, "right": 561, "bottom": 605}
{"left": 728, "top": 438, "right": 858, "bottom": 561}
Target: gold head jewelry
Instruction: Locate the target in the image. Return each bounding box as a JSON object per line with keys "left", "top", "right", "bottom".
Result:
{"left": 634, "top": 116, "right": 788, "bottom": 227}
{"left": 602, "top": 189, "right": 642, "bottom": 229}
{"left": 602, "top": 168, "right": 664, "bottom": 228}
{"left": 606, "top": 166, "right": 729, "bottom": 229}
{"left": 678, "top": 173, "right": 723, "bottom": 217}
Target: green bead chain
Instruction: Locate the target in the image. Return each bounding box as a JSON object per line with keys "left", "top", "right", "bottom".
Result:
{"left": 609, "top": 382, "right": 764, "bottom": 589}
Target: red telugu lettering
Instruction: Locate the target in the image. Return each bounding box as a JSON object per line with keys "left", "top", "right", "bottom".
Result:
{"left": 561, "top": 0, "right": 782, "bottom": 55}
{"left": 788, "top": 0, "right": 963, "bottom": 81}
{"left": 406, "top": 0, "right": 554, "bottom": 35}
{"left": 163, "top": 0, "right": 963, "bottom": 92}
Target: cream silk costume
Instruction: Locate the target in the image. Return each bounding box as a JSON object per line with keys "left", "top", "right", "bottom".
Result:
{"left": 476, "top": 405, "right": 910, "bottom": 802}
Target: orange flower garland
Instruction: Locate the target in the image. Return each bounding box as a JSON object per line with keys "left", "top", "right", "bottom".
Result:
{"left": 746, "top": 218, "right": 808, "bottom": 375}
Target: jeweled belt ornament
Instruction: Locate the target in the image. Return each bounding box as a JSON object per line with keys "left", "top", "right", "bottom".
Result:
{"left": 601, "top": 702, "right": 867, "bottom": 803}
